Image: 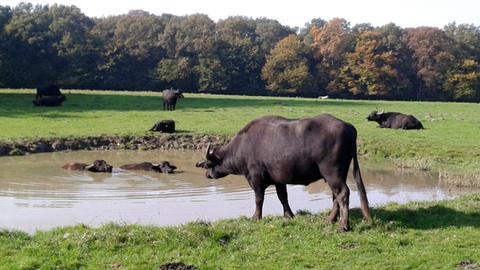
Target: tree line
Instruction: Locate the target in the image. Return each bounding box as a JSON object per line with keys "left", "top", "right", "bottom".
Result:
{"left": 1, "top": 3, "right": 479, "bottom": 101}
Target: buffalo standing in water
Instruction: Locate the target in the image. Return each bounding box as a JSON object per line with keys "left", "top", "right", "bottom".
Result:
{"left": 120, "top": 161, "right": 177, "bottom": 173}
{"left": 196, "top": 114, "right": 372, "bottom": 232}
{"left": 366, "top": 110, "right": 424, "bottom": 129}
{"left": 162, "top": 89, "right": 184, "bottom": 111}
{"left": 62, "top": 160, "right": 113, "bottom": 172}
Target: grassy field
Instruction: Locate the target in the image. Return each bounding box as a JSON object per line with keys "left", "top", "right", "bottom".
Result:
{"left": 1, "top": 194, "right": 479, "bottom": 269}
{"left": 1, "top": 89, "right": 480, "bottom": 269}
{"left": 1, "top": 89, "right": 479, "bottom": 172}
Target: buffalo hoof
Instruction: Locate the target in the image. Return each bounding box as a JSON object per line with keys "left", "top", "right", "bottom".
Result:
{"left": 338, "top": 224, "right": 350, "bottom": 233}
{"left": 251, "top": 214, "right": 262, "bottom": 221}
{"left": 284, "top": 211, "right": 295, "bottom": 219}
{"left": 327, "top": 211, "right": 339, "bottom": 224}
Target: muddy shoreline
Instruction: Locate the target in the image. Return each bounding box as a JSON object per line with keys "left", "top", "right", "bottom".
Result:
{"left": 0, "top": 134, "right": 230, "bottom": 156}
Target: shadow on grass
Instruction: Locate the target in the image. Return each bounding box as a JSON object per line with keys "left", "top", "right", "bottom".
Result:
{"left": 0, "top": 92, "right": 377, "bottom": 117}
{"left": 347, "top": 204, "right": 480, "bottom": 230}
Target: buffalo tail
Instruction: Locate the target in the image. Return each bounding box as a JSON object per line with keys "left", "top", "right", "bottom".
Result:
{"left": 353, "top": 144, "right": 372, "bottom": 224}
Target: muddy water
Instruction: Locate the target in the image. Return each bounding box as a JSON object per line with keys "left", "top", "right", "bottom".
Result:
{"left": 0, "top": 150, "right": 473, "bottom": 233}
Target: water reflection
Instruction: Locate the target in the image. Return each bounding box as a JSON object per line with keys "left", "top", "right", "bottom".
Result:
{"left": 0, "top": 150, "right": 475, "bottom": 233}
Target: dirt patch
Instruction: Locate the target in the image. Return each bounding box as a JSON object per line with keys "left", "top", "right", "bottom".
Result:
{"left": 457, "top": 260, "right": 480, "bottom": 270}
{"left": 0, "top": 134, "right": 230, "bottom": 157}
{"left": 159, "top": 262, "right": 197, "bottom": 270}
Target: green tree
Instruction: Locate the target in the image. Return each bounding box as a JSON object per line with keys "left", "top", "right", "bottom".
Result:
{"left": 444, "top": 59, "right": 480, "bottom": 101}
{"left": 214, "top": 17, "right": 264, "bottom": 93}
{"left": 262, "top": 35, "right": 315, "bottom": 95}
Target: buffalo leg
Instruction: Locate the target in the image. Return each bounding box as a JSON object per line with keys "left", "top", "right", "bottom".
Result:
{"left": 327, "top": 182, "right": 350, "bottom": 232}
{"left": 275, "top": 184, "right": 294, "bottom": 219}
{"left": 248, "top": 177, "right": 266, "bottom": 220}
{"left": 328, "top": 191, "right": 339, "bottom": 223}
{"left": 326, "top": 174, "right": 350, "bottom": 232}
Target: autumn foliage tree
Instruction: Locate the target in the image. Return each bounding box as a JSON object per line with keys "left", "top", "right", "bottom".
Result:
{"left": 0, "top": 3, "right": 479, "bottom": 101}
{"left": 334, "top": 25, "right": 412, "bottom": 98}
{"left": 262, "top": 35, "right": 315, "bottom": 95}
{"left": 310, "top": 18, "right": 354, "bottom": 94}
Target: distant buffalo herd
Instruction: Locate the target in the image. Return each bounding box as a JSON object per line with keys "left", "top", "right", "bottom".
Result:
{"left": 35, "top": 85, "right": 427, "bottom": 231}
{"left": 33, "top": 86, "right": 185, "bottom": 111}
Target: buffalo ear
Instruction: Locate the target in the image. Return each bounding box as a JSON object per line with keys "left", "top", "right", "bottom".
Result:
{"left": 170, "top": 165, "right": 177, "bottom": 170}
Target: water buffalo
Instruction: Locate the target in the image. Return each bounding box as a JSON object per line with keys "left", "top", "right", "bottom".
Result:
{"left": 195, "top": 114, "right": 372, "bottom": 232}
{"left": 162, "top": 89, "right": 184, "bottom": 111}
{"left": 366, "top": 110, "right": 424, "bottom": 129}
{"left": 62, "top": 160, "right": 113, "bottom": 172}
{"left": 33, "top": 95, "right": 66, "bottom": 107}
{"left": 149, "top": 120, "right": 175, "bottom": 133}
{"left": 120, "top": 161, "right": 177, "bottom": 173}
{"left": 36, "top": 85, "right": 63, "bottom": 99}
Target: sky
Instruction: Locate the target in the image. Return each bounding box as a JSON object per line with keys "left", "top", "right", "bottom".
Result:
{"left": 2, "top": 0, "right": 479, "bottom": 29}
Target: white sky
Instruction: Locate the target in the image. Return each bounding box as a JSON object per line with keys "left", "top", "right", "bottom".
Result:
{"left": 2, "top": 0, "right": 479, "bottom": 29}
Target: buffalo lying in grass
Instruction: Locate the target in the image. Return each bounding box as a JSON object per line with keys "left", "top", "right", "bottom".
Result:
{"left": 162, "top": 89, "right": 184, "bottom": 111}
{"left": 62, "top": 160, "right": 113, "bottom": 172}
{"left": 149, "top": 120, "right": 175, "bottom": 133}
{"left": 33, "top": 95, "right": 66, "bottom": 106}
{"left": 34, "top": 85, "right": 66, "bottom": 106}
{"left": 196, "top": 114, "right": 372, "bottom": 232}
{"left": 120, "top": 161, "right": 177, "bottom": 173}
{"left": 36, "top": 85, "right": 62, "bottom": 99}
{"left": 366, "top": 110, "right": 424, "bottom": 129}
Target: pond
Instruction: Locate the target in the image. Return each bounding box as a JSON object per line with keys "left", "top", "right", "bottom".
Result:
{"left": 0, "top": 150, "right": 474, "bottom": 233}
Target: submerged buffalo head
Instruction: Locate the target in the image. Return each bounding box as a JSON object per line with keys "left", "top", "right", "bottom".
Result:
{"left": 152, "top": 161, "right": 177, "bottom": 173}
{"left": 195, "top": 143, "right": 229, "bottom": 179}
{"left": 366, "top": 110, "right": 384, "bottom": 122}
{"left": 85, "top": 160, "right": 113, "bottom": 173}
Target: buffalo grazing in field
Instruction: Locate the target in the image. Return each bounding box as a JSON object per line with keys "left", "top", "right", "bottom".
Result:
{"left": 62, "top": 160, "right": 113, "bottom": 173}
{"left": 195, "top": 114, "right": 372, "bottom": 232}
{"left": 120, "top": 161, "right": 177, "bottom": 173}
{"left": 366, "top": 110, "right": 424, "bottom": 129}
{"left": 162, "top": 89, "right": 184, "bottom": 111}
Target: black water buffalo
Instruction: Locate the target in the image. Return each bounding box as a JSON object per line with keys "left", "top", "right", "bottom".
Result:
{"left": 162, "top": 89, "right": 184, "bottom": 111}
{"left": 33, "top": 95, "right": 66, "bottom": 107}
{"left": 36, "top": 85, "right": 63, "bottom": 99}
{"left": 34, "top": 85, "right": 66, "bottom": 106}
{"left": 149, "top": 120, "right": 175, "bottom": 133}
{"left": 366, "top": 110, "right": 424, "bottom": 129}
{"left": 120, "top": 161, "right": 177, "bottom": 173}
{"left": 195, "top": 114, "right": 372, "bottom": 232}
{"left": 62, "top": 160, "right": 113, "bottom": 172}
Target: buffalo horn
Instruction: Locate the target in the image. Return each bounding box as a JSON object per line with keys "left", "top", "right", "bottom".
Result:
{"left": 206, "top": 143, "right": 214, "bottom": 159}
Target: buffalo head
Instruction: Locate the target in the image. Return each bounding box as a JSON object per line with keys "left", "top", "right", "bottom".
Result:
{"left": 366, "top": 110, "right": 384, "bottom": 121}
{"left": 153, "top": 161, "right": 177, "bottom": 173}
{"left": 85, "top": 160, "right": 113, "bottom": 173}
{"left": 195, "top": 143, "right": 229, "bottom": 179}
{"left": 174, "top": 90, "right": 184, "bottom": 98}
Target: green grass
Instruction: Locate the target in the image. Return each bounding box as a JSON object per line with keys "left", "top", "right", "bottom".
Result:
{"left": 1, "top": 89, "right": 479, "bottom": 172}
{"left": 1, "top": 194, "right": 479, "bottom": 269}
